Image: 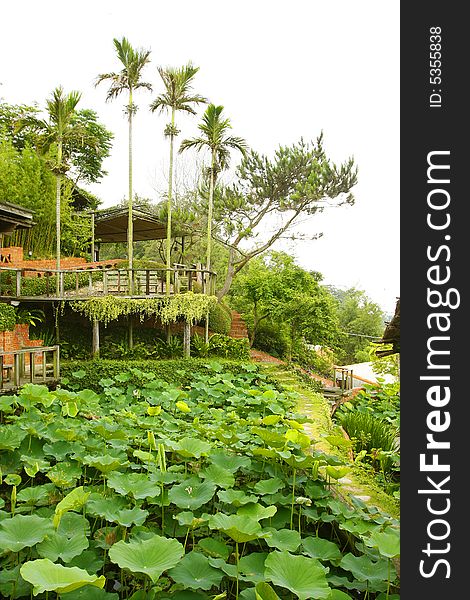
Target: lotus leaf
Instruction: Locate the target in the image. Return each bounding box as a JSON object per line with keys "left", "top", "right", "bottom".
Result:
{"left": 87, "top": 494, "right": 128, "bottom": 521}
{"left": 237, "top": 503, "right": 277, "bottom": 521}
{"left": 217, "top": 489, "right": 258, "bottom": 507}
{"left": 327, "top": 591, "right": 354, "bottom": 600}
{"left": 364, "top": 528, "right": 400, "bottom": 558}
{"left": 16, "top": 483, "right": 56, "bottom": 506}
{"left": 60, "top": 586, "right": 119, "bottom": 599}
{"left": 83, "top": 455, "right": 127, "bottom": 474}
{"left": 339, "top": 553, "right": 394, "bottom": 584}
{"left": 53, "top": 486, "right": 90, "bottom": 528}
{"left": 169, "top": 477, "right": 216, "bottom": 510}
{"left": 200, "top": 464, "right": 235, "bottom": 488}
{"left": 68, "top": 549, "right": 104, "bottom": 574}
{"left": 106, "top": 472, "right": 160, "bottom": 500}
{"left": 168, "top": 551, "right": 224, "bottom": 590}
{"left": 264, "top": 551, "right": 331, "bottom": 600}
{"left": 46, "top": 461, "right": 82, "bottom": 488}
{"left": 197, "top": 537, "right": 231, "bottom": 560}
{"left": 302, "top": 537, "right": 342, "bottom": 563}
{"left": 0, "top": 514, "right": 54, "bottom": 552}
{"left": 172, "top": 437, "right": 212, "bottom": 458}
{"left": 255, "top": 582, "right": 281, "bottom": 600}
{"left": 0, "top": 426, "right": 27, "bottom": 451}
{"left": 0, "top": 566, "right": 32, "bottom": 598}
{"left": 37, "top": 530, "right": 89, "bottom": 563}
{"left": 254, "top": 478, "right": 285, "bottom": 495}
{"left": 20, "top": 559, "right": 105, "bottom": 595}
{"left": 264, "top": 528, "right": 301, "bottom": 552}
{"left": 238, "top": 552, "right": 268, "bottom": 583}
{"left": 108, "top": 534, "right": 184, "bottom": 583}
{"left": 208, "top": 513, "right": 264, "bottom": 543}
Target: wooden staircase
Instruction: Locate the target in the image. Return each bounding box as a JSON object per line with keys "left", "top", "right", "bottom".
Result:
{"left": 229, "top": 311, "right": 248, "bottom": 339}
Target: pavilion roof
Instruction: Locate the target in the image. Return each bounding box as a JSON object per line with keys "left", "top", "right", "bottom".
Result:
{"left": 0, "top": 201, "right": 35, "bottom": 235}
{"left": 94, "top": 205, "right": 167, "bottom": 243}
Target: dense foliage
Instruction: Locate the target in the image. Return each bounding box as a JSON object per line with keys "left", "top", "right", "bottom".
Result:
{"left": 0, "top": 303, "right": 17, "bottom": 331}
{"left": 0, "top": 364, "right": 399, "bottom": 599}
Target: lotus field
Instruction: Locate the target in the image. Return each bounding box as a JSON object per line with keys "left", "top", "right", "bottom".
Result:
{"left": 0, "top": 363, "right": 399, "bottom": 599}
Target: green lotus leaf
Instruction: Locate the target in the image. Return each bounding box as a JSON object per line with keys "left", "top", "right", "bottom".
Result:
{"left": 238, "top": 552, "right": 268, "bottom": 584}
{"left": 60, "top": 586, "right": 119, "bottom": 599}
{"left": 68, "top": 549, "right": 104, "bottom": 575}
{"left": 172, "top": 437, "right": 212, "bottom": 458}
{"left": 264, "top": 551, "right": 331, "bottom": 600}
{"left": 197, "top": 537, "right": 231, "bottom": 560}
{"left": 237, "top": 503, "right": 277, "bottom": 521}
{"left": 209, "top": 453, "right": 251, "bottom": 473}
{"left": 264, "top": 528, "right": 301, "bottom": 552}
{"left": 16, "top": 483, "right": 56, "bottom": 506}
{"left": 0, "top": 514, "right": 54, "bottom": 552}
{"left": 251, "top": 427, "right": 286, "bottom": 447}
{"left": 255, "top": 582, "right": 281, "bottom": 600}
{"left": 168, "top": 551, "right": 224, "bottom": 590}
{"left": 0, "top": 565, "right": 32, "bottom": 598}
{"left": 200, "top": 464, "right": 235, "bottom": 488}
{"left": 108, "top": 534, "right": 184, "bottom": 583}
{"left": 87, "top": 494, "right": 128, "bottom": 522}
{"left": 53, "top": 486, "right": 90, "bottom": 528}
{"left": 254, "top": 478, "right": 285, "bottom": 495}
{"left": 208, "top": 513, "right": 264, "bottom": 543}
{"left": 17, "top": 384, "right": 55, "bottom": 408}
{"left": 325, "top": 466, "right": 350, "bottom": 480}
{"left": 217, "top": 489, "right": 258, "bottom": 507}
{"left": 302, "top": 537, "right": 342, "bottom": 563}
{"left": 37, "top": 530, "right": 89, "bottom": 563}
{"left": 83, "top": 455, "right": 127, "bottom": 474}
{"left": 0, "top": 425, "right": 27, "bottom": 451}
{"left": 114, "top": 507, "right": 149, "bottom": 527}
{"left": 364, "top": 528, "right": 400, "bottom": 558}
{"left": 339, "top": 553, "right": 394, "bottom": 584}
{"left": 327, "top": 591, "right": 354, "bottom": 600}
{"left": 46, "top": 461, "right": 82, "bottom": 488}
{"left": 4, "top": 473, "right": 22, "bottom": 486}
{"left": 207, "top": 558, "right": 238, "bottom": 578}
{"left": 20, "top": 559, "right": 105, "bottom": 595}
{"left": 107, "top": 472, "right": 160, "bottom": 500}
{"left": 159, "top": 592, "right": 210, "bottom": 600}
{"left": 43, "top": 441, "right": 83, "bottom": 460}
{"left": 375, "top": 594, "right": 400, "bottom": 600}
{"left": 169, "top": 478, "right": 216, "bottom": 510}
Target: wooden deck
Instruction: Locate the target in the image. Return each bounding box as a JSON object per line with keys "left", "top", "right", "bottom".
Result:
{"left": 0, "top": 345, "right": 60, "bottom": 394}
{"left": 0, "top": 265, "right": 216, "bottom": 301}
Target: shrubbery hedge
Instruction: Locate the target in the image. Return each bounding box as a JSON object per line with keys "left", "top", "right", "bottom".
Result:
{"left": 60, "top": 358, "right": 258, "bottom": 392}
{"left": 208, "top": 302, "right": 232, "bottom": 335}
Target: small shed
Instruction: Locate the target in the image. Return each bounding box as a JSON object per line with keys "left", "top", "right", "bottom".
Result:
{"left": 0, "top": 201, "right": 34, "bottom": 237}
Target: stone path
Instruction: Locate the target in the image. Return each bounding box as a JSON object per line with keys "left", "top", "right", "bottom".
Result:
{"left": 258, "top": 363, "right": 399, "bottom": 519}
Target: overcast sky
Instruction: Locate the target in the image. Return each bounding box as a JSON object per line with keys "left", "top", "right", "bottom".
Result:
{"left": 1, "top": 0, "right": 399, "bottom": 314}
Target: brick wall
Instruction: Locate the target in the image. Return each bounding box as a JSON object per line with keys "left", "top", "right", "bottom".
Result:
{"left": 1, "top": 323, "right": 44, "bottom": 366}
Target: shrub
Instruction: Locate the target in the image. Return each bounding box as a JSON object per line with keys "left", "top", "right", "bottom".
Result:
{"left": 61, "top": 358, "right": 259, "bottom": 392}
{"left": 208, "top": 333, "right": 250, "bottom": 360}
{"left": 254, "top": 321, "right": 289, "bottom": 358}
{"left": 208, "top": 302, "right": 231, "bottom": 335}
{"left": 0, "top": 303, "right": 16, "bottom": 331}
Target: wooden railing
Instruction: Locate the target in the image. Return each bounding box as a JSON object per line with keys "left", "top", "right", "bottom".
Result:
{"left": 0, "top": 345, "right": 60, "bottom": 391}
{"left": 0, "top": 265, "right": 216, "bottom": 300}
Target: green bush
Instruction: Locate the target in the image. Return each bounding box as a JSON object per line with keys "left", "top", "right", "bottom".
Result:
{"left": 0, "top": 303, "right": 16, "bottom": 331}
{"left": 208, "top": 302, "right": 232, "bottom": 335}
{"left": 61, "top": 358, "right": 259, "bottom": 392}
{"left": 208, "top": 333, "right": 250, "bottom": 360}
{"left": 253, "top": 321, "right": 289, "bottom": 358}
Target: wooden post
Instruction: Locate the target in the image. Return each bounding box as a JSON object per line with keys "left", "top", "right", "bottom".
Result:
{"left": 16, "top": 270, "right": 21, "bottom": 297}
{"left": 183, "top": 320, "right": 191, "bottom": 358}
{"left": 53, "top": 346, "right": 60, "bottom": 380}
{"left": 91, "top": 211, "right": 95, "bottom": 262}
{"left": 92, "top": 320, "right": 100, "bottom": 358}
{"left": 128, "top": 317, "right": 134, "bottom": 350}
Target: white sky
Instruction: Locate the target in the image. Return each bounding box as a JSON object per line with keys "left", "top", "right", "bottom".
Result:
{"left": 1, "top": 0, "right": 399, "bottom": 314}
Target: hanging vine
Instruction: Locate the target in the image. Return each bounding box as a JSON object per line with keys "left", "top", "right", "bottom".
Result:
{"left": 69, "top": 292, "right": 218, "bottom": 326}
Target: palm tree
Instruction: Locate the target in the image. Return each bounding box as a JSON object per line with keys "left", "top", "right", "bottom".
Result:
{"left": 150, "top": 63, "right": 207, "bottom": 294}
{"left": 179, "top": 104, "right": 247, "bottom": 272}
{"left": 16, "top": 86, "right": 84, "bottom": 293}
{"left": 96, "top": 37, "right": 152, "bottom": 277}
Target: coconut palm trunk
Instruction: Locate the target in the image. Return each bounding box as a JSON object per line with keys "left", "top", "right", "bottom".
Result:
{"left": 55, "top": 141, "right": 62, "bottom": 296}
{"left": 166, "top": 107, "right": 176, "bottom": 295}
{"left": 128, "top": 89, "right": 134, "bottom": 293}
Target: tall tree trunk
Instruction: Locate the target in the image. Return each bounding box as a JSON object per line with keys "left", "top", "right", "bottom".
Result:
{"left": 217, "top": 248, "right": 236, "bottom": 300}
{"left": 206, "top": 150, "right": 216, "bottom": 271}
{"left": 56, "top": 139, "right": 62, "bottom": 297}
{"left": 128, "top": 90, "right": 134, "bottom": 293}
{"left": 166, "top": 109, "right": 175, "bottom": 295}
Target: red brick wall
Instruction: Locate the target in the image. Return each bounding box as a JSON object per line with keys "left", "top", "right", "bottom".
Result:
{"left": 1, "top": 323, "right": 44, "bottom": 365}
